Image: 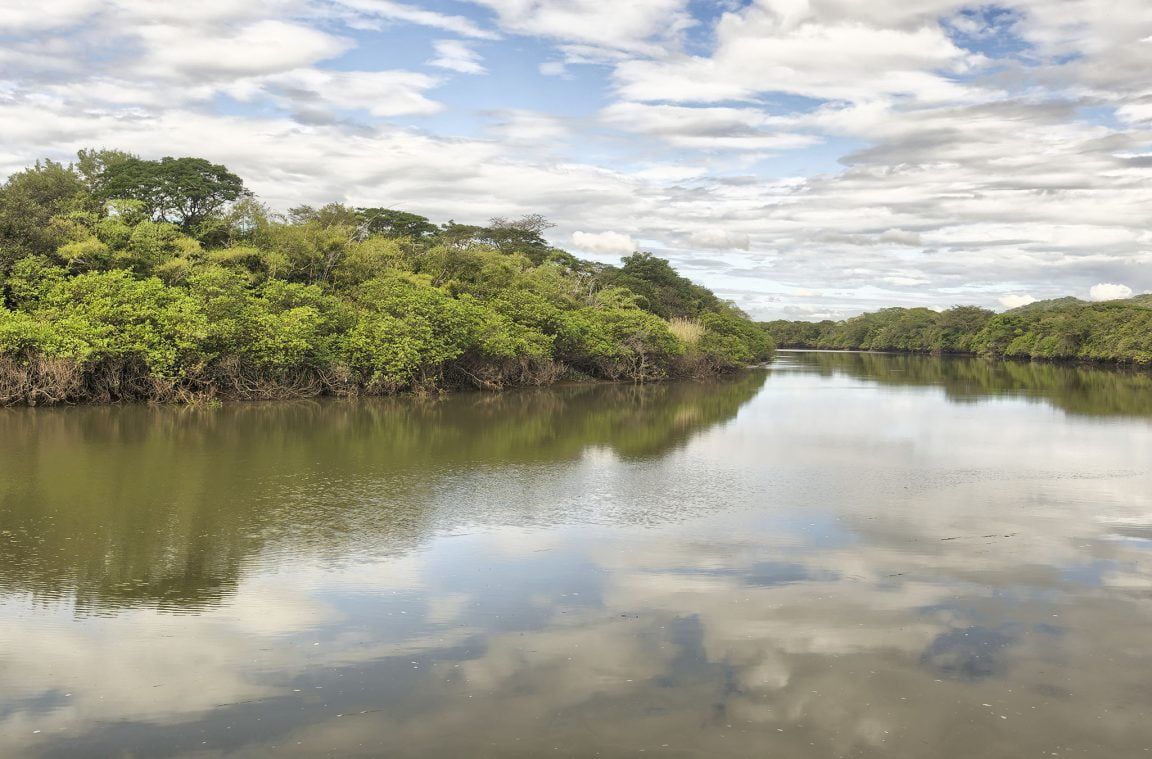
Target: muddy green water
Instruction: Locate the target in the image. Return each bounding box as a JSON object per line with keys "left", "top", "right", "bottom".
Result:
{"left": 2, "top": 351, "right": 1152, "bottom": 758}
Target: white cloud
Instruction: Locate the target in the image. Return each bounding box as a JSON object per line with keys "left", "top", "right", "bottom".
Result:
{"left": 333, "top": 0, "right": 499, "bottom": 39}
{"left": 1116, "top": 102, "right": 1152, "bottom": 124}
{"left": 0, "top": 0, "right": 98, "bottom": 32}
{"left": 538, "top": 61, "right": 570, "bottom": 78}
{"left": 3, "top": 0, "right": 1152, "bottom": 320}
{"left": 245, "top": 68, "right": 444, "bottom": 118}
{"left": 467, "top": 0, "right": 695, "bottom": 55}
{"left": 601, "top": 102, "right": 819, "bottom": 151}
{"left": 882, "top": 275, "right": 930, "bottom": 287}
{"left": 136, "top": 20, "right": 351, "bottom": 78}
{"left": 486, "top": 110, "right": 570, "bottom": 142}
{"left": 108, "top": 0, "right": 295, "bottom": 26}
{"left": 614, "top": 1, "right": 980, "bottom": 104}
{"left": 999, "top": 294, "right": 1037, "bottom": 309}
{"left": 428, "top": 39, "right": 487, "bottom": 74}
{"left": 877, "top": 229, "right": 922, "bottom": 246}
{"left": 571, "top": 231, "right": 638, "bottom": 255}
{"left": 1088, "top": 283, "right": 1133, "bottom": 301}
{"left": 686, "top": 229, "right": 751, "bottom": 250}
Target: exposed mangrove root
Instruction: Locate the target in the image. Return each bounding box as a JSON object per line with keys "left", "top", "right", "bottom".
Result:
{"left": 0, "top": 351, "right": 748, "bottom": 407}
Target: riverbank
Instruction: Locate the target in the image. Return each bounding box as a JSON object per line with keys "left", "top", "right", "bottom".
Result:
{"left": 0, "top": 352, "right": 761, "bottom": 407}
{"left": 763, "top": 297, "right": 1152, "bottom": 367}
{"left": 773, "top": 344, "right": 1152, "bottom": 372}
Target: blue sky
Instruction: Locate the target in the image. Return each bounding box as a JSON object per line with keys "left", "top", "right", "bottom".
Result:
{"left": 1, "top": 0, "right": 1151, "bottom": 318}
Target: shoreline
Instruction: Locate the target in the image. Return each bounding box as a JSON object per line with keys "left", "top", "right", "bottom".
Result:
{"left": 773, "top": 346, "right": 1152, "bottom": 372}
{"left": 0, "top": 359, "right": 763, "bottom": 408}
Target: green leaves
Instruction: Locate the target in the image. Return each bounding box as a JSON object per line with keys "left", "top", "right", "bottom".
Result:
{"left": 92, "top": 156, "right": 247, "bottom": 232}
{"left": 0, "top": 160, "right": 90, "bottom": 268}
{"left": 0, "top": 149, "right": 775, "bottom": 402}
{"left": 766, "top": 301, "right": 1152, "bottom": 366}
{"left": 27, "top": 270, "right": 209, "bottom": 377}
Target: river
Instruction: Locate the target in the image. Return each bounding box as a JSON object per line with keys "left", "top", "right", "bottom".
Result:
{"left": 2, "top": 351, "right": 1151, "bottom": 757}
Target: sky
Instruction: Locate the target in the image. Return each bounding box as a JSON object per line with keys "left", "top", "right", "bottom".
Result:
{"left": 1, "top": 0, "right": 1150, "bottom": 319}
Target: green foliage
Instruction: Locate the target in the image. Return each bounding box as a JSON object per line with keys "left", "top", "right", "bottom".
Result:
{"left": 124, "top": 220, "right": 202, "bottom": 274}
{"left": 31, "top": 270, "right": 210, "bottom": 376}
{"left": 91, "top": 155, "right": 246, "bottom": 233}
{"left": 969, "top": 301, "right": 1152, "bottom": 364}
{"left": 601, "top": 252, "right": 721, "bottom": 319}
{"left": 764, "top": 299, "right": 1152, "bottom": 366}
{"left": 6, "top": 256, "right": 67, "bottom": 310}
{"left": 697, "top": 308, "right": 775, "bottom": 365}
{"left": 0, "top": 160, "right": 89, "bottom": 270}
{"left": 261, "top": 214, "right": 354, "bottom": 284}
{"left": 356, "top": 208, "right": 438, "bottom": 239}
{"left": 0, "top": 149, "right": 773, "bottom": 403}
{"left": 479, "top": 215, "right": 555, "bottom": 264}
{"left": 331, "top": 237, "right": 405, "bottom": 288}
{"left": 938, "top": 306, "right": 995, "bottom": 352}
{"left": 0, "top": 306, "right": 84, "bottom": 358}
{"left": 558, "top": 306, "right": 683, "bottom": 380}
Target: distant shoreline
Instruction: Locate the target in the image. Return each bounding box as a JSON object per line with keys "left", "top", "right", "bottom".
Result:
{"left": 773, "top": 346, "right": 1152, "bottom": 372}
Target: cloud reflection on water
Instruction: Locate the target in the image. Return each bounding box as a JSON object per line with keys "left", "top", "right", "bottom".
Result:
{"left": 2, "top": 357, "right": 1152, "bottom": 757}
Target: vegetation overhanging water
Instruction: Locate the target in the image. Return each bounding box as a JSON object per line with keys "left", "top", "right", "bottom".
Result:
{"left": 0, "top": 151, "right": 772, "bottom": 406}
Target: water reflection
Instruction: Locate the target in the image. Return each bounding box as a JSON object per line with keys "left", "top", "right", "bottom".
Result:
{"left": 2, "top": 358, "right": 1152, "bottom": 758}
{"left": 0, "top": 373, "right": 767, "bottom": 613}
{"left": 780, "top": 349, "right": 1152, "bottom": 418}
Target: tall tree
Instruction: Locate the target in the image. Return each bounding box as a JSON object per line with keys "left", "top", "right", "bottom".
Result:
{"left": 605, "top": 252, "right": 721, "bottom": 319}
{"left": 355, "top": 208, "right": 438, "bottom": 239}
{"left": 481, "top": 215, "right": 555, "bottom": 263}
{"left": 94, "top": 156, "right": 247, "bottom": 232}
{"left": 0, "top": 160, "right": 88, "bottom": 271}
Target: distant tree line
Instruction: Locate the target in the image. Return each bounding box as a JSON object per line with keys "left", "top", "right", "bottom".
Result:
{"left": 763, "top": 297, "right": 1152, "bottom": 365}
{"left": 0, "top": 151, "right": 773, "bottom": 405}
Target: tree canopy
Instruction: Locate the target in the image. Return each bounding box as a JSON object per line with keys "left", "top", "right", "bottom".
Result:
{"left": 763, "top": 298, "right": 1152, "bottom": 365}
{"left": 87, "top": 153, "right": 247, "bottom": 232}
{"left": 0, "top": 150, "right": 774, "bottom": 405}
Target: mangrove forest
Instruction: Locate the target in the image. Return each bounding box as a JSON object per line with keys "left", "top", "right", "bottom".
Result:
{"left": 0, "top": 151, "right": 773, "bottom": 405}
{"left": 763, "top": 297, "right": 1152, "bottom": 365}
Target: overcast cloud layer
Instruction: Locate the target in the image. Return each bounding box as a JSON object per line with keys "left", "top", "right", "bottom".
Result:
{"left": 2, "top": 0, "right": 1150, "bottom": 318}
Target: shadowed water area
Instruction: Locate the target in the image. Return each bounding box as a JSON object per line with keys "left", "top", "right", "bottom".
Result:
{"left": 2, "top": 353, "right": 1152, "bottom": 757}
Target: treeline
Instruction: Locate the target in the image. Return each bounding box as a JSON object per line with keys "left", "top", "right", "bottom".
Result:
{"left": 763, "top": 297, "right": 1152, "bottom": 365}
{"left": 0, "top": 151, "right": 772, "bottom": 405}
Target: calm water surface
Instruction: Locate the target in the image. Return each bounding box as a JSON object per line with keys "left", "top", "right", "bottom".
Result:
{"left": 3, "top": 352, "right": 1152, "bottom": 757}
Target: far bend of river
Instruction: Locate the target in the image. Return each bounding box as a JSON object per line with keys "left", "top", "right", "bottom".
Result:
{"left": 4, "top": 351, "right": 1152, "bottom": 758}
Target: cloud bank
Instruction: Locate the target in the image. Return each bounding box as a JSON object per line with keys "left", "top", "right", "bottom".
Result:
{"left": 1, "top": 0, "right": 1151, "bottom": 318}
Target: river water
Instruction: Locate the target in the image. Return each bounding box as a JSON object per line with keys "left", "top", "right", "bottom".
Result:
{"left": 2, "top": 351, "right": 1151, "bottom": 757}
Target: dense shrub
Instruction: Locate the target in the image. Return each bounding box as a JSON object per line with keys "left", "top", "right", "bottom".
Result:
{"left": 0, "top": 150, "right": 774, "bottom": 404}
{"left": 763, "top": 299, "right": 1152, "bottom": 366}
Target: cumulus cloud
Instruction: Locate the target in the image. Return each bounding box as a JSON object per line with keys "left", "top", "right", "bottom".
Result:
{"left": 485, "top": 110, "right": 570, "bottom": 143}
{"left": 685, "top": 228, "right": 751, "bottom": 250}
{"left": 428, "top": 39, "right": 486, "bottom": 74}
{"left": 1088, "top": 283, "right": 1134, "bottom": 301}
{"left": 466, "top": 0, "right": 695, "bottom": 56}
{"left": 0, "top": 0, "right": 98, "bottom": 32}
{"left": 601, "top": 102, "right": 818, "bottom": 151}
{"left": 615, "top": 1, "right": 980, "bottom": 104}
{"left": 571, "top": 231, "right": 638, "bottom": 255}
{"left": 999, "top": 294, "right": 1038, "bottom": 309}
{"left": 3, "top": 0, "right": 1152, "bottom": 319}
{"left": 333, "top": 0, "right": 499, "bottom": 39}
{"left": 810, "top": 229, "right": 924, "bottom": 247}
{"left": 136, "top": 20, "right": 351, "bottom": 78}
{"left": 240, "top": 68, "right": 444, "bottom": 118}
